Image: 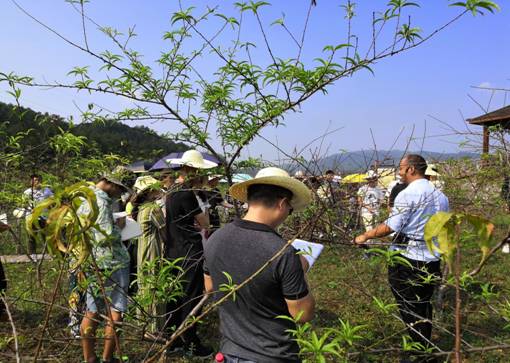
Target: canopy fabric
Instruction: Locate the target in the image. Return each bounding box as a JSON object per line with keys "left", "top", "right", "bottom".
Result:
{"left": 150, "top": 152, "right": 220, "bottom": 171}
{"left": 341, "top": 173, "right": 367, "bottom": 184}
{"left": 341, "top": 168, "right": 396, "bottom": 188}
{"left": 125, "top": 160, "right": 155, "bottom": 173}
{"left": 376, "top": 168, "right": 396, "bottom": 189}
{"left": 220, "top": 173, "right": 253, "bottom": 183}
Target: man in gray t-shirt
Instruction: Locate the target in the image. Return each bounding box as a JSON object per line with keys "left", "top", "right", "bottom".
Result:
{"left": 204, "top": 167, "right": 314, "bottom": 363}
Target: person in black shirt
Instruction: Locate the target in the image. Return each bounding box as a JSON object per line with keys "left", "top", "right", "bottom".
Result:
{"left": 204, "top": 167, "right": 315, "bottom": 363}
{"left": 164, "top": 150, "right": 217, "bottom": 358}
{"left": 0, "top": 221, "right": 10, "bottom": 319}
{"left": 388, "top": 179, "right": 407, "bottom": 209}
{"left": 197, "top": 176, "right": 225, "bottom": 235}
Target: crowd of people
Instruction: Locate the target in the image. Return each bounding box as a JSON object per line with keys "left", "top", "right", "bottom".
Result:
{"left": 0, "top": 150, "right": 450, "bottom": 363}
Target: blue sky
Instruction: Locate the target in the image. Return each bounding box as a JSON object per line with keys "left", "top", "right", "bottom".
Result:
{"left": 0, "top": 0, "right": 508, "bottom": 162}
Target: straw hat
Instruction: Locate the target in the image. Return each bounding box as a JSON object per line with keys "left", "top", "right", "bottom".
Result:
{"left": 167, "top": 150, "right": 218, "bottom": 169}
{"left": 133, "top": 176, "right": 160, "bottom": 193}
{"left": 425, "top": 164, "right": 440, "bottom": 177}
{"left": 229, "top": 167, "right": 312, "bottom": 211}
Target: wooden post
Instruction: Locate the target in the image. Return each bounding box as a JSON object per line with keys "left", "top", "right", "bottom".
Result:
{"left": 483, "top": 125, "right": 489, "bottom": 155}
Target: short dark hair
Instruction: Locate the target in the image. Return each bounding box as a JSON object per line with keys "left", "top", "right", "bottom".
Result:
{"left": 325, "top": 170, "right": 335, "bottom": 175}
{"left": 405, "top": 154, "right": 427, "bottom": 175}
{"left": 247, "top": 184, "right": 293, "bottom": 208}
{"left": 30, "top": 174, "right": 42, "bottom": 181}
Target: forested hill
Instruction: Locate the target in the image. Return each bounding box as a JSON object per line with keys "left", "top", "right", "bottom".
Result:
{"left": 0, "top": 101, "right": 187, "bottom": 161}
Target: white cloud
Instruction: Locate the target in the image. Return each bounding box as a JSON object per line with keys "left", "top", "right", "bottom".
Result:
{"left": 477, "top": 81, "right": 492, "bottom": 88}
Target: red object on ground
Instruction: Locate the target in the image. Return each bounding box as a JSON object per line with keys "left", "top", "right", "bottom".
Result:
{"left": 215, "top": 352, "right": 225, "bottom": 362}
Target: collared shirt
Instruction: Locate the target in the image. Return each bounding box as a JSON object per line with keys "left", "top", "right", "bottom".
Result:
{"left": 204, "top": 218, "right": 308, "bottom": 363}
{"left": 78, "top": 188, "right": 130, "bottom": 269}
{"left": 386, "top": 178, "right": 449, "bottom": 262}
{"left": 23, "top": 186, "right": 53, "bottom": 213}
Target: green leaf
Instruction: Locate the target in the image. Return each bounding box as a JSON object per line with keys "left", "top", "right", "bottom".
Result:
{"left": 464, "top": 214, "right": 494, "bottom": 260}
{"left": 450, "top": 0, "right": 500, "bottom": 15}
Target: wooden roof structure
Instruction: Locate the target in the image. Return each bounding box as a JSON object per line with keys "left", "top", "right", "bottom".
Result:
{"left": 467, "top": 105, "right": 510, "bottom": 126}
{"left": 467, "top": 105, "right": 510, "bottom": 153}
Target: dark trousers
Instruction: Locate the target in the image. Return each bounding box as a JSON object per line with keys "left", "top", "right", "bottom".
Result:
{"left": 0, "top": 260, "right": 6, "bottom": 315}
{"left": 166, "top": 256, "right": 204, "bottom": 344}
{"left": 388, "top": 257, "right": 441, "bottom": 349}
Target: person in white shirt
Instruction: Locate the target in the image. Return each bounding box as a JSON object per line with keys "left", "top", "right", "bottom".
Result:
{"left": 357, "top": 171, "right": 385, "bottom": 232}
{"left": 355, "top": 155, "right": 448, "bottom": 363}
{"left": 23, "top": 174, "right": 53, "bottom": 254}
{"left": 23, "top": 174, "right": 53, "bottom": 211}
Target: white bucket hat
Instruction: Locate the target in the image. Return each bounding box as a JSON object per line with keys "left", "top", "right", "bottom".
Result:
{"left": 167, "top": 150, "right": 218, "bottom": 169}
{"left": 229, "top": 167, "right": 312, "bottom": 212}
{"left": 365, "top": 170, "right": 379, "bottom": 180}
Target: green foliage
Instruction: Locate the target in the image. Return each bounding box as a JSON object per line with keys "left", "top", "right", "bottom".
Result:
{"left": 134, "top": 258, "right": 185, "bottom": 309}
{"left": 424, "top": 211, "right": 494, "bottom": 270}
{"left": 367, "top": 247, "right": 413, "bottom": 267}
{"left": 50, "top": 127, "right": 87, "bottom": 155}
{"left": 372, "top": 296, "right": 398, "bottom": 315}
{"left": 401, "top": 334, "right": 431, "bottom": 353}
{"left": 332, "top": 319, "right": 366, "bottom": 347}
{"left": 27, "top": 182, "right": 98, "bottom": 269}
{"left": 450, "top": 0, "right": 500, "bottom": 15}
{"left": 398, "top": 24, "right": 422, "bottom": 43}
{"left": 277, "top": 314, "right": 368, "bottom": 362}
{"left": 219, "top": 271, "right": 238, "bottom": 301}
{"left": 0, "top": 101, "right": 187, "bottom": 165}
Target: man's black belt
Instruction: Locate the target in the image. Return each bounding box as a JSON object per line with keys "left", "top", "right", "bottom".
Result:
{"left": 392, "top": 232, "right": 425, "bottom": 246}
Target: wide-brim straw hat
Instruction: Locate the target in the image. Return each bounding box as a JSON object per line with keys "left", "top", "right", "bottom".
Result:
{"left": 229, "top": 167, "right": 312, "bottom": 212}
{"left": 167, "top": 150, "right": 218, "bottom": 169}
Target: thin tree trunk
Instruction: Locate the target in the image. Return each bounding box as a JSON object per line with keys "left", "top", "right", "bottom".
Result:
{"left": 454, "top": 235, "right": 462, "bottom": 363}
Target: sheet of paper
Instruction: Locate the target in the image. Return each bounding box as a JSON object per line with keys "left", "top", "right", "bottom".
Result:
{"left": 12, "top": 208, "right": 28, "bottom": 219}
{"left": 113, "top": 211, "right": 128, "bottom": 220}
{"left": 291, "top": 239, "right": 324, "bottom": 271}
{"left": 121, "top": 217, "right": 142, "bottom": 241}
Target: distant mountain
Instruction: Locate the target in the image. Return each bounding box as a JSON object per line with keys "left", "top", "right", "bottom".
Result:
{"left": 288, "top": 150, "right": 478, "bottom": 174}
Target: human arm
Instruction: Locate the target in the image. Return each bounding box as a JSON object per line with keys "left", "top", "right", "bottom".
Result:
{"left": 285, "top": 293, "right": 315, "bottom": 323}
{"left": 195, "top": 212, "right": 209, "bottom": 230}
{"left": 280, "top": 248, "right": 315, "bottom": 322}
{"left": 354, "top": 223, "right": 393, "bottom": 245}
{"left": 204, "top": 273, "right": 214, "bottom": 293}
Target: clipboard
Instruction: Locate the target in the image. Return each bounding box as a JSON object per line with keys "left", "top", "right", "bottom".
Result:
{"left": 120, "top": 217, "right": 142, "bottom": 241}
{"left": 291, "top": 239, "right": 324, "bottom": 271}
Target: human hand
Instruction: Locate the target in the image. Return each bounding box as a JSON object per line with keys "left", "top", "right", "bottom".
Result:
{"left": 354, "top": 234, "right": 368, "bottom": 246}
{"left": 116, "top": 216, "right": 126, "bottom": 229}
